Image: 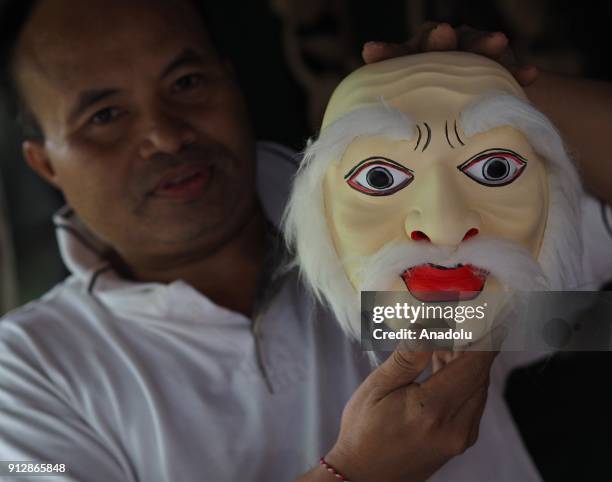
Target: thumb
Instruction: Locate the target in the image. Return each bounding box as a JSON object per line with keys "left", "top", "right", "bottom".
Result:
{"left": 364, "top": 345, "right": 432, "bottom": 399}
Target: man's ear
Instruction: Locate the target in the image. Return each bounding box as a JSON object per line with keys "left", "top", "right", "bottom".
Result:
{"left": 22, "top": 140, "right": 59, "bottom": 187}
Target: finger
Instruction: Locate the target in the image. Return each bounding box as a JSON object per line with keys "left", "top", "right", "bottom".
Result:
{"left": 467, "top": 387, "right": 488, "bottom": 445}
{"left": 454, "top": 25, "right": 540, "bottom": 86}
{"left": 362, "top": 347, "right": 432, "bottom": 400}
{"left": 449, "top": 385, "right": 489, "bottom": 448}
{"left": 508, "top": 64, "right": 539, "bottom": 86}
{"left": 456, "top": 25, "right": 509, "bottom": 58}
{"left": 432, "top": 350, "right": 461, "bottom": 373}
{"left": 362, "top": 22, "right": 458, "bottom": 64}
{"left": 422, "top": 22, "right": 458, "bottom": 51}
{"left": 405, "top": 21, "right": 443, "bottom": 52}
{"left": 362, "top": 41, "right": 412, "bottom": 64}
{"left": 432, "top": 352, "right": 444, "bottom": 373}
{"left": 421, "top": 349, "right": 497, "bottom": 414}
{"left": 362, "top": 21, "right": 446, "bottom": 64}
{"left": 395, "top": 323, "right": 433, "bottom": 352}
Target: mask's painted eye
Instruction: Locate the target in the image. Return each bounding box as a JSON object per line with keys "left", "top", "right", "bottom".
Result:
{"left": 458, "top": 148, "right": 527, "bottom": 187}
{"left": 345, "top": 157, "right": 414, "bottom": 196}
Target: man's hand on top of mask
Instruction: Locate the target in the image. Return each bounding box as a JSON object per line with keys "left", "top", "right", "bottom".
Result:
{"left": 362, "top": 22, "right": 538, "bottom": 87}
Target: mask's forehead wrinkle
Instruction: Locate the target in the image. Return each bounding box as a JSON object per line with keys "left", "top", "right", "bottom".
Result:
{"left": 422, "top": 122, "right": 432, "bottom": 152}
{"left": 414, "top": 124, "right": 422, "bottom": 151}
{"left": 445, "top": 120, "right": 455, "bottom": 149}
{"left": 454, "top": 119, "right": 466, "bottom": 146}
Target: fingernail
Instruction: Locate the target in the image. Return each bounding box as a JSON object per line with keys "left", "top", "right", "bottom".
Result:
{"left": 364, "top": 41, "right": 384, "bottom": 49}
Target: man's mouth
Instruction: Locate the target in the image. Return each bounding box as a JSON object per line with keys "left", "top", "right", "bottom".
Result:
{"left": 151, "top": 165, "right": 212, "bottom": 201}
{"left": 401, "top": 263, "right": 488, "bottom": 302}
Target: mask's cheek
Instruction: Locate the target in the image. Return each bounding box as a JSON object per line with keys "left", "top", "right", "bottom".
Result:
{"left": 324, "top": 171, "right": 408, "bottom": 289}
{"left": 468, "top": 162, "right": 549, "bottom": 257}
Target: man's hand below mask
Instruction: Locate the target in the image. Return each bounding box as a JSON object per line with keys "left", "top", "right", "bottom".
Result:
{"left": 362, "top": 22, "right": 538, "bottom": 87}
{"left": 295, "top": 328, "right": 503, "bottom": 482}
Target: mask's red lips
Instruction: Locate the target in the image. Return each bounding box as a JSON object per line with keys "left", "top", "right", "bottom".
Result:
{"left": 401, "top": 264, "right": 488, "bottom": 302}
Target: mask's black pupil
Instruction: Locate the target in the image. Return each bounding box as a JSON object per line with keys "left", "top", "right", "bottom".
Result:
{"left": 367, "top": 167, "right": 393, "bottom": 189}
{"left": 484, "top": 158, "right": 509, "bottom": 180}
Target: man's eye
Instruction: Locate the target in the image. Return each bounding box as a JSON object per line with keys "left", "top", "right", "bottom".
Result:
{"left": 90, "top": 107, "right": 123, "bottom": 126}
{"left": 172, "top": 74, "right": 203, "bottom": 93}
{"left": 345, "top": 157, "right": 414, "bottom": 196}
{"left": 458, "top": 149, "right": 527, "bottom": 187}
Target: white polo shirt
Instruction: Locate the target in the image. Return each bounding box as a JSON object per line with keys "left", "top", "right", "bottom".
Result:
{"left": 1, "top": 141, "right": 609, "bottom": 482}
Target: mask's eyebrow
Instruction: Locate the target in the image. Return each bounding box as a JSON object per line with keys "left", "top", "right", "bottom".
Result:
{"left": 68, "top": 88, "right": 120, "bottom": 123}
{"left": 459, "top": 93, "right": 535, "bottom": 141}
{"left": 313, "top": 103, "right": 415, "bottom": 164}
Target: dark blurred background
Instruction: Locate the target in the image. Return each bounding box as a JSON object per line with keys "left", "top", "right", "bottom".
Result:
{"left": 0, "top": 0, "right": 611, "bottom": 480}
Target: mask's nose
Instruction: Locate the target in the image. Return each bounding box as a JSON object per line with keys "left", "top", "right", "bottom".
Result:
{"left": 404, "top": 165, "right": 481, "bottom": 246}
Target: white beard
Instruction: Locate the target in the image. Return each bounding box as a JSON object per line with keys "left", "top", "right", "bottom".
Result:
{"left": 358, "top": 236, "right": 548, "bottom": 292}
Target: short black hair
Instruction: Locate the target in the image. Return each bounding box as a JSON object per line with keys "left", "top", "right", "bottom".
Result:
{"left": 0, "top": 0, "right": 225, "bottom": 141}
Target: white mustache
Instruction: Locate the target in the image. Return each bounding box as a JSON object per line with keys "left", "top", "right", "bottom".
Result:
{"left": 356, "top": 236, "right": 549, "bottom": 292}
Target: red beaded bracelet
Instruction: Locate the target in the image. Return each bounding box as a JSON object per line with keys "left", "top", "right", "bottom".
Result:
{"left": 319, "top": 457, "right": 352, "bottom": 482}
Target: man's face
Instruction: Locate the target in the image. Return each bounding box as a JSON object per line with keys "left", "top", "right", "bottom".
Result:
{"left": 16, "top": 0, "right": 256, "bottom": 266}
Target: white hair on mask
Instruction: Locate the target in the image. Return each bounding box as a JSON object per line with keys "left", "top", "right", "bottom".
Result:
{"left": 283, "top": 104, "right": 413, "bottom": 338}
{"left": 283, "top": 94, "right": 584, "bottom": 338}
{"left": 460, "top": 94, "right": 584, "bottom": 289}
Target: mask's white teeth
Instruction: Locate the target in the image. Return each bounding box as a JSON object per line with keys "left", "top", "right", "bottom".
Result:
{"left": 426, "top": 262, "right": 463, "bottom": 270}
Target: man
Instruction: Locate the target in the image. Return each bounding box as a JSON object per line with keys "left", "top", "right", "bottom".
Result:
{"left": 0, "top": 1, "right": 609, "bottom": 482}
{"left": 0, "top": 1, "right": 507, "bottom": 481}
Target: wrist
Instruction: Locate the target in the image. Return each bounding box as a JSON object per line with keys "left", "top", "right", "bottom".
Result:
{"left": 320, "top": 456, "right": 351, "bottom": 481}
{"left": 323, "top": 446, "right": 355, "bottom": 481}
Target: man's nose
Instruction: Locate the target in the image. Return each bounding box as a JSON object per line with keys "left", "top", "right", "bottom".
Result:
{"left": 404, "top": 166, "right": 481, "bottom": 246}
{"left": 138, "top": 107, "right": 197, "bottom": 158}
